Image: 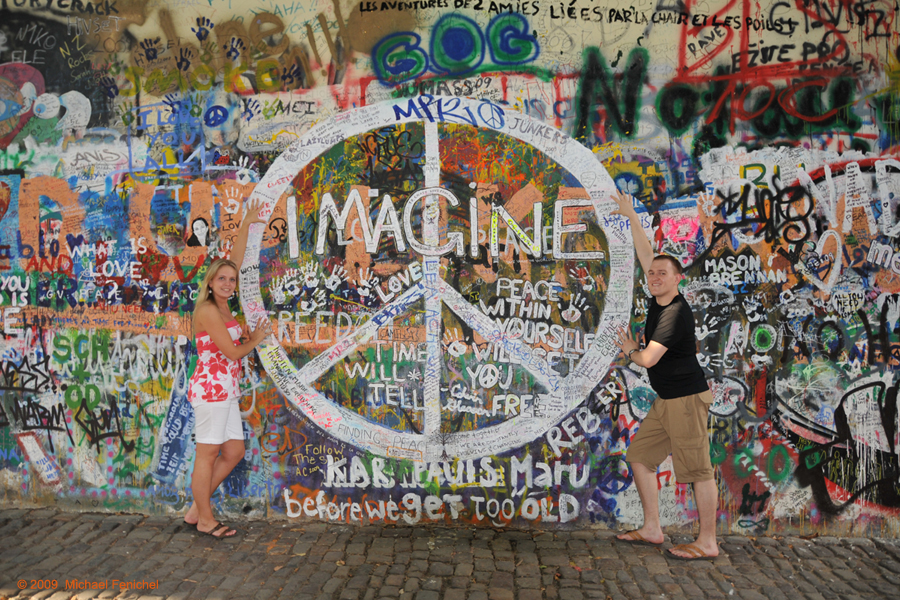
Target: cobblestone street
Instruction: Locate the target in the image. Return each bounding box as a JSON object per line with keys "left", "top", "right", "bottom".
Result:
{"left": 2, "top": 509, "right": 900, "bottom": 600}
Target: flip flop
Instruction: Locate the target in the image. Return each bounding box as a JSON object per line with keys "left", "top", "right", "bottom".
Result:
{"left": 197, "top": 521, "right": 237, "bottom": 539}
{"left": 666, "top": 543, "right": 717, "bottom": 561}
{"left": 616, "top": 530, "right": 663, "bottom": 547}
{"left": 182, "top": 520, "right": 197, "bottom": 530}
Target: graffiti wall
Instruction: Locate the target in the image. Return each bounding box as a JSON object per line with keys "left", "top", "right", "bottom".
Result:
{"left": 0, "top": 0, "right": 899, "bottom": 536}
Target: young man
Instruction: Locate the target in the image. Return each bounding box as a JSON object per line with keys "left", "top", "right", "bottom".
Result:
{"left": 610, "top": 191, "right": 718, "bottom": 561}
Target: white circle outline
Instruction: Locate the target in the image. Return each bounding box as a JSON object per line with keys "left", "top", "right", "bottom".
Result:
{"left": 240, "top": 96, "right": 635, "bottom": 462}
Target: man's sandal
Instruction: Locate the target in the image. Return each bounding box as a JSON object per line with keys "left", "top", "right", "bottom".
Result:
{"left": 616, "top": 530, "right": 663, "bottom": 547}
{"left": 666, "top": 543, "right": 717, "bottom": 561}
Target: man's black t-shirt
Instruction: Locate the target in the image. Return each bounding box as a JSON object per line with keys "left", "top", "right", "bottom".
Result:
{"left": 644, "top": 294, "right": 709, "bottom": 399}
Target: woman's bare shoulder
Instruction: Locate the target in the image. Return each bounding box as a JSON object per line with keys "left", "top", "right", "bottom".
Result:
{"left": 193, "top": 302, "right": 222, "bottom": 329}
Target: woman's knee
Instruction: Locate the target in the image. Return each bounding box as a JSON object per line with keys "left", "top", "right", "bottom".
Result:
{"left": 220, "top": 441, "right": 245, "bottom": 466}
{"left": 194, "top": 443, "right": 221, "bottom": 465}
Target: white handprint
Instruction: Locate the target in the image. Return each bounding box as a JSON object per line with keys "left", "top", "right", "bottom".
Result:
{"left": 271, "top": 278, "right": 288, "bottom": 305}
{"left": 284, "top": 269, "right": 302, "bottom": 296}
{"left": 699, "top": 192, "right": 717, "bottom": 217}
{"left": 235, "top": 155, "right": 258, "bottom": 185}
{"left": 356, "top": 268, "right": 379, "bottom": 297}
{"left": 325, "top": 265, "right": 347, "bottom": 291}
{"left": 888, "top": 296, "right": 900, "bottom": 330}
{"left": 300, "top": 288, "right": 326, "bottom": 315}
{"left": 695, "top": 324, "right": 714, "bottom": 340}
{"left": 271, "top": 269, "right": 302, "bottom": 304}
{"left": 743, "top": 296, "right": 765, "bottom": 323}
{"left": 442, "top": 328, "right": 467, "bottom": 357}
{"left": 561, "top": 293, "right": 588, "bottom": 323}
{"left": 300, "top": 261, "right": 320, "bottom": 289}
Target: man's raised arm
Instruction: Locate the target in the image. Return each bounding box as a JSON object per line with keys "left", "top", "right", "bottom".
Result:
{"left": 610, "top": 190, "right": 655, "bottom": 273}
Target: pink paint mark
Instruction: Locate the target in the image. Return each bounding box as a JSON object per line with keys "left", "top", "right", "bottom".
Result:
{"left": 660, "top": 216, "right": 701, "bottom": 243}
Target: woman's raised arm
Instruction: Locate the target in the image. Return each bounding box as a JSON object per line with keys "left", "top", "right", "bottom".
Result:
{"left": 229, "top": 199, "right": 267, "bottom": 273}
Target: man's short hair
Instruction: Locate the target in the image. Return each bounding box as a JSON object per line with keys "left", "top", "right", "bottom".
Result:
{"left": 652, "top": 254, "right": 683, "bottom": 274}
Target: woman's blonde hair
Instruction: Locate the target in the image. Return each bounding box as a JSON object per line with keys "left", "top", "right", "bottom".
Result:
{"left": 193, "top": 258, "right": 238, "bottom": 335}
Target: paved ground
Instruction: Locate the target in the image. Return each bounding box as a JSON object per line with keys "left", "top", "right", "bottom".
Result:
{"left": 2, "top": 509, "right": 900, "bottom": 600}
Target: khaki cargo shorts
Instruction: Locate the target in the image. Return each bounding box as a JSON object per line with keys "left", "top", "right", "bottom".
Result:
{"left": 625, "top": 390, "right": 714, "bottom": 483}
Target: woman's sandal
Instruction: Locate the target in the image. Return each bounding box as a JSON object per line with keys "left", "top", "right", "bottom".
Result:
{"left": 198, "top": 522, "right": 237, "bottom": 539}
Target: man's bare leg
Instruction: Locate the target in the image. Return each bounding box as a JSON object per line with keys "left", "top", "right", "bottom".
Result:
{"left": 616, "top": 462, "right": 665, "bottom": 544}
{"left": 669, "top": 478, "right": 719, "bottom": 558}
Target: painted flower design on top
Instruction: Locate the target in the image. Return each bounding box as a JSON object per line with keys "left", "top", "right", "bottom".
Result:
{"left": 188, "top": 321, "right": 242, "bottom": 403}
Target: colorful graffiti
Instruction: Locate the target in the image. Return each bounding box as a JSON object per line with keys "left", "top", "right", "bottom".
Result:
{"left": 0, "top": 0, "right": 899, "bottom": 536}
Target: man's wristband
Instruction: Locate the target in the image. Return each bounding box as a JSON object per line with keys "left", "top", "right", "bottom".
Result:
{"left": 628, "top": 348, "right": 638, "bottom": 360}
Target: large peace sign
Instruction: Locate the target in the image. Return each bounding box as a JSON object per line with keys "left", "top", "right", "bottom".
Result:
{"left": 240, "top": 95, "right": 635, "bottom": 463}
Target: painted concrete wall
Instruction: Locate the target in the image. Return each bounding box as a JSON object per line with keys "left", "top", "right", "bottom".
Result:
{"left": 0, "top": 0, "right": 899, "bottom": 535}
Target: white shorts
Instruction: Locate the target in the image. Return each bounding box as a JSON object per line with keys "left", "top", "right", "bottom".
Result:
{"left": 192, "top": 397, "right": 244, "bottom": 445}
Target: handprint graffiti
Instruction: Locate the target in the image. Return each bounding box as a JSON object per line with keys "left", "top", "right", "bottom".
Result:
{"left": 139, "top": 39, "right": 160, "bottom": 62}
{"left": 192, "top": 17, "right": 214, "bottom": 42}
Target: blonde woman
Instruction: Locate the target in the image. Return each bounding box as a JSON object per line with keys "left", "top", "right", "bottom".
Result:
{"left": 182, "top": 203, "right": 268, "bottom": 538}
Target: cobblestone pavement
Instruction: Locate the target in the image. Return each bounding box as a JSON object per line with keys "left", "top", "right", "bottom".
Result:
{"left": 2, "top": 509, "right": 900, "bottom": 600}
